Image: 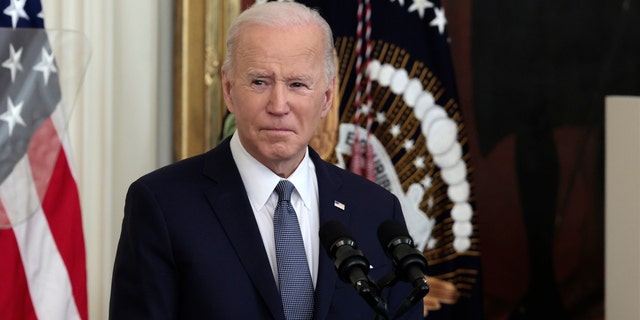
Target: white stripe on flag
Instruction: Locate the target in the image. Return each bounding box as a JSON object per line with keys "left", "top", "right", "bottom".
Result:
{"left": 50, "top": 102, "right": 78, "bottom": 181}
{"left": 0, "top": 156, "right": 81, "bottom": 320}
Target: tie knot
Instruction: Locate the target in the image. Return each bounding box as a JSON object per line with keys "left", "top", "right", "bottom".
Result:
{"left": 275, "top": 180, "right": 294, "bottom": 202}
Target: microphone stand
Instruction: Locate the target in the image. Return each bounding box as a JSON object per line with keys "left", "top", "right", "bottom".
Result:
{"left": 353, "top": 278, "right": 389, "bottom": 320}
{"left": 372, "top": 272, "right": 430, "bottom": 320}
{"left": 390, "top": 277, "right": 429, "bottom": 319}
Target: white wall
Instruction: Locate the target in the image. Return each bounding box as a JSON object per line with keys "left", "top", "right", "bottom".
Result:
{"left": 42, "top": 1, "right": 173, "bottom": 319}
{"left": 606, "top": 96, "right": 640, "bottom": 320}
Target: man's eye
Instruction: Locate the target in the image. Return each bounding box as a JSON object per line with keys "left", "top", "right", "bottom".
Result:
{"left": 252, "top": 80, "right": 266, "bottom": 86}
{"left": 291, "top": 82, "right": 305, "bottom": 88}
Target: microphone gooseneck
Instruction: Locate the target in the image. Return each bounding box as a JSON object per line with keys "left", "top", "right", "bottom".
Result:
{"left": 377, "top": 220, "right": 430, "bottom": 319}
{"left": 320, "top": 221, "right": 389, "bottom": 319}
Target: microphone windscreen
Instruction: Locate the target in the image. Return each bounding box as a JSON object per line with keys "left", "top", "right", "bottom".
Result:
{"left": 319, "top": 220, "right": 351, "bottom": 252}
{"left": 377, "top": 219, "right": 409, "bottom": 248}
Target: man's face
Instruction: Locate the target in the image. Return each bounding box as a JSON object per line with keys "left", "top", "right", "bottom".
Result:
{"left": 222, "top": 23, "right": 334, "bottom": 177}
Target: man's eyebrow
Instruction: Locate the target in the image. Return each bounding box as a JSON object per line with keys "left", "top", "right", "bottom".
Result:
{"left": 245, "top": 70, "right": 315, "bottom": 83}
{"left": 287, "top": 74, "right": 313, "bottom": 82}
{"left": 247, "top": 70, "right": 273, "bottom": 78}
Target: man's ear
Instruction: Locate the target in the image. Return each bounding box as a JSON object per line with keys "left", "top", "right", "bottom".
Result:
{"left": 320, "top": 76, "right": 336, "bottom": 118}
{"left": 221, "top": 69, "right": 234, "bottom": 113}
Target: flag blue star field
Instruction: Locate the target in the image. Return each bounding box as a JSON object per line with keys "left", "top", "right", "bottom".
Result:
{"left": 267, "top": 0, "right": 483, "bottom": 318}
{"left": 0, "top": 0, "right": 87, "bottom": 319}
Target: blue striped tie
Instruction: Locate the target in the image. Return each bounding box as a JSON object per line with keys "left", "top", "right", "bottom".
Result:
{"left": 274, "top": 180, "right": 314, "bottom": 319}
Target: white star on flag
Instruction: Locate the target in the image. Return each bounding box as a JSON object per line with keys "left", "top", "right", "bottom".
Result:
{"left": 390, "top": 124, "right": 401, "bottom": 137}
{"left": 2, "top": 0, "right": 29, "bottom": 29}
{"left": 1, "top": 43, "right": 23, "bottom": 83}
{"left": 414, "top": 156, "right": 426, "bottom": 169}
{"left": 430, "top": 7, "right": 448, "bottom": 34}
{"left": 427, "top": 237, "right": 437, "bottom": 250}
{"left": 403, "top": 139, "right": 415, "bottom": 151}
{"left": 376, "top": 111, "right": 386, "bottom": 124}
{"left": 33, "top": 47, "right": 57, "bottom": 85}
{"left": 358, "top": 104, "right": 372, "bottom": 117}
{"left": 408, "top": 0, "right": 434, "bottom": 19}
{"left": 421, "top": 175, "right": 433, "bottom": 188}
{"left": 0, "top": 96, "right": 26, "bottom": 135}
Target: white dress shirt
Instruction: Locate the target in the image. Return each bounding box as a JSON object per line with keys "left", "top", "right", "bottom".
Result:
{"left": 229, "top": 132, "right": 320, "bottom": 288}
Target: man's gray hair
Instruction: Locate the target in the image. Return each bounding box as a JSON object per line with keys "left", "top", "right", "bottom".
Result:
{"left": 221, "top": 1, "right": 336, "bottom": 83}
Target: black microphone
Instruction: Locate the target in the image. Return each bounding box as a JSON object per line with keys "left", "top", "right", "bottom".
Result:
{"left": 377, "top": 220, "right": 429, "bottom": 286}
{"left": 319, "top": 221, "right": 388, "bottom": 319}
{"left": 377, "top": 220, "right": 429, "bottom": 319}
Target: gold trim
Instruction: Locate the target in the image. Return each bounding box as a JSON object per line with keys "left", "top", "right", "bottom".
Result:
{"left": 174, "top": 0, "right": 241, "bottom": 161}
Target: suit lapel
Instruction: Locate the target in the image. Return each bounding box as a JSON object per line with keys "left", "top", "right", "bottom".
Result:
{"left": 310, "top": 150, "right": 351, "bottom": 320}
{"left": 201, "top": 142, "right": 352, "bottom": 320}
{"left": 202, "top": 140, "right": 284, "bottom": 319}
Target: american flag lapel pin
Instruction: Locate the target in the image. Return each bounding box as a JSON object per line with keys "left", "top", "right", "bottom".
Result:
{"left": 333, "top": 200, "right": 345, "bottom": 211}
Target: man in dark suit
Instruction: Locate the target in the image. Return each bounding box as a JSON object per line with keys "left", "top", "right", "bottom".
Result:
{"left": 109, "top": 2, "right": 423, "bottom": 319}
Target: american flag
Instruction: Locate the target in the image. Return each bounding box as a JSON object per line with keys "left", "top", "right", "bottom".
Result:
{"left": 0, "top": 0, "right": 87, "bottom": 319}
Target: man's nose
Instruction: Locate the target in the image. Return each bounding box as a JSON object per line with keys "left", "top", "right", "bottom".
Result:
{"left": 267, "top": 84, "right": 290, "bottom": 115}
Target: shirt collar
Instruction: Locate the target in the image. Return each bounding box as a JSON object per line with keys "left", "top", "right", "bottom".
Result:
{"left": 230, "top": 131, "right": 314, "bottom": 211}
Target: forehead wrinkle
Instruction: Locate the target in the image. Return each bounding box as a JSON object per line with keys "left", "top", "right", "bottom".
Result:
{"left": 234, "top": 27, "right": 325, "bottom": 85}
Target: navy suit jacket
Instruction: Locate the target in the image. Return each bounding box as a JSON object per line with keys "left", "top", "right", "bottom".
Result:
{"left": 109, "top": 138, "right": 423, "bottom": 319}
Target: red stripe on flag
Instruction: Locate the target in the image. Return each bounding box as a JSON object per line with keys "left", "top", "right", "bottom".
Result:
{"left": 0, "top": 215, "right": 38, "bottom": 320}
{"left": 37, "top": 137, "right": 88, "bottom": 320}
{"left": 26, "top": 116, "right": 88, "bottom": 319}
